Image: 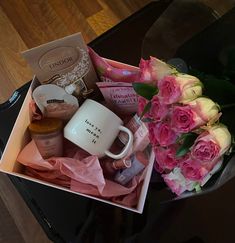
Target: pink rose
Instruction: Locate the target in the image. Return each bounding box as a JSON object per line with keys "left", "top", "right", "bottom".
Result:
{"left": 171, "top": 97, "right": 219, "bottom": 133}
{"left": 192, "top": 140, "right": 220, "bottom": 163}
{"left": 139, "top": 57, "right": 173, "bottom": 84}
{"left": 148, "top": 121, "right": 178, "bottom": 147}
{"left": 154, "top": 121, "right": 178, "bottom": 147}
{"left": 158, "top": 76, "right": 181, "bottom": 104}
{"left": 149, "top": 95, "right": 168, "bottom": 122}
{"left": 158, "top": 74, "right": 202, "bottom": 104}
{"left": 154, "top": 145, "right": 179, "bottom": 172}
{"left": 153, "top": 160, "right": 164, "bottom": 173}
{"left": 171, "top": 105, "right": 195, "bottom": 133}
{"left": 148, "top": 123, "right": 158, "bottom": 145}
{"left": 191, "top": 125, "right": 231, "bottom": 169}
{"left": 162, "top": 168, "right": 197, "bottom": 195}
{"left": 179, "top": 156, "right": 208, "bottom": 181}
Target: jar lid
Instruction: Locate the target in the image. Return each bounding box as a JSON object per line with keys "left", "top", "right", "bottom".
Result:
{"left": 28, "top": 118, "right": 63, "bottom": 134}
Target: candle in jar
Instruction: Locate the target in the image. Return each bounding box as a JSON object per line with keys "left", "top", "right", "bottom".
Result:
{"left": 28, "top": 118, "right": 63, "bottom": 159}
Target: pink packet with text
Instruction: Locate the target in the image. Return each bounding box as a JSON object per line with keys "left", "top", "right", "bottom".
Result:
{"left": 132, "top": 123, "right": 150, "bottom": 152}
{"left": 96, "top": 82, "right": 138, "bottom": 114}
{"left": 117, "top": 114, "right": 150, "bottom": 152}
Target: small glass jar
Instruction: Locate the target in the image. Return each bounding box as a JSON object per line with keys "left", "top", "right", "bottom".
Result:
{"left": 114, "top": 151, "right": 148, "bottom": 185}
{"left": 101, "top": 157, "right": 132, "bottom": 178}
{"left": 28, "top": 118, "right": 63, "bottom": 159}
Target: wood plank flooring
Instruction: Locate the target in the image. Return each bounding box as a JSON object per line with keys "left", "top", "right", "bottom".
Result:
{"left": 0, "top": 1, "right": 234, "bottom": 243}
{"left": 0, "top": 0, "right": 151, "bottom": 104}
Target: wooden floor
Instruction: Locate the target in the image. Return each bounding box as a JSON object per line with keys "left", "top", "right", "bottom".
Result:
{"left": 0, "top": 0, "right": 234, "bottom": 242}
{"left": 0, "top": 0, "right": 151, "bottom": 104}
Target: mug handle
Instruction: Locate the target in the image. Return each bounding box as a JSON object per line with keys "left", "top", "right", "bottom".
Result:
{"left": 105, "top": 125, "right": 133, "bottom": 160}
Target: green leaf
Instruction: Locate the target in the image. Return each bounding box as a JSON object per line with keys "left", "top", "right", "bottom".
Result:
{"left": 132, "top": 82, "right": 158, "bottom": 100}
{"left": 140, "top": 101, "right": 151, "bottom": 119}
{"left": 176, "top": 132, "right": 198, "bottom": 157}
{"left": 195, "top": 184, "right": 201, "bottom": 192}
{"left": 141, "top": 117, "right": 154, "bottom": 123}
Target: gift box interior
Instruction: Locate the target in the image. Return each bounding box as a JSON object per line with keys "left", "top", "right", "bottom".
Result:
{"left": 0, "top": 2, "right": 171, "bottom": 241}
{"left": 0, "top": 53, "right": 155, "bottom": 213}
{"left": 1, "top": 2, "right": 235, "bottom": 243}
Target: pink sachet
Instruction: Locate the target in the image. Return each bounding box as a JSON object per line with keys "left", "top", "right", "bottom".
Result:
{"left": 96, "top": 82, "right": 138, "bottom": 114}
{"left": 89, "top": 47, "right": 140, "bottom": 83}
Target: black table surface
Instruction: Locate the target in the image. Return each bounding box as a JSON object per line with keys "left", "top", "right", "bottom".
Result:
{"left": 1, "top": 2, "right": 235, "bottom": 243}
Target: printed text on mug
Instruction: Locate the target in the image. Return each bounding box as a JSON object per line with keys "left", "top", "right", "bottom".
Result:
{"left": 85, "top": 119, "right": 102, "bottom": 144}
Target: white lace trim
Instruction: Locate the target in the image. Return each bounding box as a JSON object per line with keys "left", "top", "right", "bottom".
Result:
{"left": 55, "top": 47, "right": 90, "bottom": 87}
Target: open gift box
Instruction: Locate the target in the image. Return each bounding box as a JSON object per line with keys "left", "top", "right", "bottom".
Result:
{"left": 0, "top": 56, "right": 155, "bottom": 214}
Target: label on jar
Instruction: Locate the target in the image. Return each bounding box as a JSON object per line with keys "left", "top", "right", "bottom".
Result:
{"left": 34, "top": 133, "right": 63, "bottom": 159}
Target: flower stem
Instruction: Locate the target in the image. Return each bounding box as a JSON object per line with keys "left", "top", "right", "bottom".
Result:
{"left": 221, "top": 103, "right": 235, "bottom": 109}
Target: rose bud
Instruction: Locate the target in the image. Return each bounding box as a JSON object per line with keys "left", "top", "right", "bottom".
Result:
{"left": 139, "top": 57, "right": 174, "bottom": 84}
{"left": 172, "top": 97, "right": 220, "bottom": 133}
{"left": 158, "top": 73, "right": 203, "bottom": 104}
{"left": 191, "top": 125, "right": 231, "bottom": 168}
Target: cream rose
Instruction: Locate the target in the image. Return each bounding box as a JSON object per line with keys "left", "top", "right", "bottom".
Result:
{"left": 158, "top": 73, "right": 203, "bottom": 104}
{"left": 192, "top": 125, "right": 231, "bottom": 163}
{"left": 172, "top": 97, "right": 220, "bottom": 133}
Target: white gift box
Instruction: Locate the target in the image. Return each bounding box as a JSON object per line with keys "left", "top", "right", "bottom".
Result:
{"left": 0, "top": 59, "right": 154, "bottom": 214}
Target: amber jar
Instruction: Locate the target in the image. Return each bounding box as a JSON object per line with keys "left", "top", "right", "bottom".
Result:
{"left": 28, "top": 118, "right": 63, "bottom": 159}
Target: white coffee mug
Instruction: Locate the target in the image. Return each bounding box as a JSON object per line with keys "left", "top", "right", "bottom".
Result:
{"left": 64, "top": 99, "right": 133, "bottom": 159}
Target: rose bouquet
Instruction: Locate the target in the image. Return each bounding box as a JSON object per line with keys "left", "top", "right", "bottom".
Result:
{"left": 133, "top": 57, "right": 233, "bottom": 195}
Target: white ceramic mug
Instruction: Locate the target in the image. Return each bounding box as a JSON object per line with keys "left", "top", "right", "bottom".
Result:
{"left": 64, "top": 99, "right": 133, "bottom": 159}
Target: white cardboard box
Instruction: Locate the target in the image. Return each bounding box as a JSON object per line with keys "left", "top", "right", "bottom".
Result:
{"left": 0, "top": 60, "right": 154, "bottom": 214}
